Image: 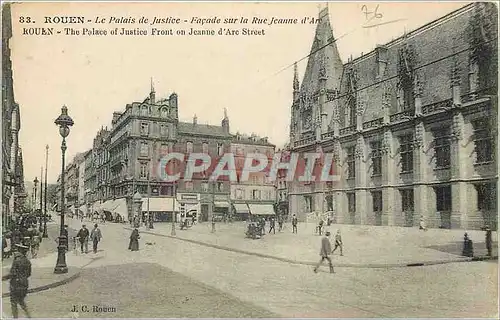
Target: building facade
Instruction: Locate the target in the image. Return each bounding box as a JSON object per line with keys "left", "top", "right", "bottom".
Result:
{"left": 71, "top": 85, "right": 279, "bottom": 223}
{"left": 231, "top": 133, "right": 276, "bottom": 220}
{"left": 288, "top": 3, "right": 498, "bottom": 230}
{"left": 275, "top": 145, "right": 291, "bottom": 219}
{"left": 2, "top": 4, "right": 25, "bottom": 230}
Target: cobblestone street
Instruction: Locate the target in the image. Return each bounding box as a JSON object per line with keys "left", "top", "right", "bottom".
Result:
{"left": 2, "top": 218, "right": 496, "bottom": 318}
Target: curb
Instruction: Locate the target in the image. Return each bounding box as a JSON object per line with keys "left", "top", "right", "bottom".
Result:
{"left": 128, "top": 227, "right": 498, "bottom": 268}
{"left": 2, "top": 271, "right": 81, "bottom": 298}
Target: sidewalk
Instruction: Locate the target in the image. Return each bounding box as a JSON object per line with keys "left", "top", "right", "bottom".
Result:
{"left": 2, "top": 222, "right": 97, "bottom": 297}
{"left": 128, "top": 221, "right": 498, "bottom": 268}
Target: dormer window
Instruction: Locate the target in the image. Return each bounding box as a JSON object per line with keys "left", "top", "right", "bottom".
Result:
{"left": 160, "top": 107, "right": 168, "bottom": 118}
{"left": 141, "top": 106, "right": 149, "bottom": 116}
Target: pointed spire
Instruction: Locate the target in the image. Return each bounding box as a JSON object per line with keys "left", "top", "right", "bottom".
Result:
{"left": 293, "top": 62, "right": 299, "bottom": 92}
{"left": 223, "top": 107, "right": 228, "bottom": 119}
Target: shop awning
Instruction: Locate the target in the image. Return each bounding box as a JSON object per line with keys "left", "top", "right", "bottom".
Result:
{"left": 214, "top": 201, "right": 230, "bottom": 208}
{"left": 248, "top": 204, "right": 275, "bottom": 216}
{"left": 111, "top": 198, "right": 129, "bottom": 222}
{"left": 91, "top": 201, "right": 100, "bottom": 212}
{"left": 233, "top": 203, "right": 250, "bottom": 214}
{"left": 141, "top": 197, "right": 175, "bottom": 212}
{"left": 102, "top": 200, "right": 117, "bottom": 212}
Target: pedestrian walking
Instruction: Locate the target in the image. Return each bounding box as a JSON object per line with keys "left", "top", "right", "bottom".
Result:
{"left": 332, "top": 230, "right": 343, "bottom": 256}
{"left": 260, "top": 218, "right": 266, "bottom": 236}
{"left": 76, "top": 225, "right": 89, "bottom": 254}
{"left": 317, "top": 219, "right": 324, "bottom": 236}
{"left": 90, "top": 224, "right": 102, "bottom": 253}
{"left": 278, "top": 216, "right": 284, "bottom": 232}
{"left": 313, "top": 231, "right": 334, "bottom": 274}
{"left": 211, "top": 215, "right": 216, "bottom": 233}
{"left": 3, "top": 244, "right": 32, "bottom": 318}
{"left": 292, "top": 214, "right": 298, "bottom": 234}
{"left": 30, "top": 229, "right": 41, "bottom": 259}
{"left": 485, "top": 226, "right": 492, "bottom": 257}
{"left": 419, "top": 217, "right": 427, "bottom": 231}
{"left": 128, "top": 228, "right": 140, "bottom": 251}
{"left": 11, "top": 228, "right": 21, "bottom": 251}
{"left": 269, "top": 217, "right": 276, "bottom": 234}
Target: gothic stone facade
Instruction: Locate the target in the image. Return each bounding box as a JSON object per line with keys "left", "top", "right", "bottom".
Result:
{"left": 288, "top": 3, "right": 498, "bottom": 230}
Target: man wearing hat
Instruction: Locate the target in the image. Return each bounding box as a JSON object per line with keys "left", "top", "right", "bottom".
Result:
{"left": 3, "top": 243, "right": 32, "bottom": 318}
{"left": 485, "top": 226, "right": 492, "bottom": 257}
{"left": 313, "top": 231, "right": 335, "bottom": 274}
{"left": 76, "top": 224, "right": 90, "bottom": 254}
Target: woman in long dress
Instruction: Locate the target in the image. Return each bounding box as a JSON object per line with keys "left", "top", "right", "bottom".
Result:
{"left": 128, "top": 228, "right": 140, "bottom": 251}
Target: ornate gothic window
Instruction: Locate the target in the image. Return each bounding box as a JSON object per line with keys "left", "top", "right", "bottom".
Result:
{"left": 370, "top": 141, "right": 382, "bottom": 176}
{"left": 433, "top": 127, "right": 451, "bottom": 169}
{"left": 397, "top": 43, "right": 416, "bottom": 111}
{"left": 345, "top": 65, "right": 357, "bottom": 127}
{"left": 399, "top": 134, "right": 414, "bottom": 173}
{"left": 472, "top": 118, "right": 494, "bottom": 164}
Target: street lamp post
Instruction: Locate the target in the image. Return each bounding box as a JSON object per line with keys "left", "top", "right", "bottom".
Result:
{"left": 43, "top": 145, "right": 49, "bottom": 238}
{"left": 54, "top": 105, "right": 74, "bottom": 274}
{"left": 39, "top": 166, "right": 44, "bottom": 233}
{"left": 33, "top": 177, "right": 39, "bottom": 213}
{"left": 171, "top": 182, "right": 176, "bottom": 236}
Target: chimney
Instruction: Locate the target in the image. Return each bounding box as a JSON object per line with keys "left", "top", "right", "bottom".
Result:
{"left": 193, "top": 114, "right": 197, "bottom": 125}
{"left": 375, "top": 45, "right": 388, "bottom": 77}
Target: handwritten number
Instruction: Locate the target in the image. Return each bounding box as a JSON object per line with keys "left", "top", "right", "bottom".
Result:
{"left": 361, "top": 4, "right": 383, "bottom": 22}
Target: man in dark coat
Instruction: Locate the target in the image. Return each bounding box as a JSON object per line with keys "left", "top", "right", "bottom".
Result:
{"left": 485, "top": 226, "right": 493, "bottom": 256}
{"left": 268, "top": 217, "right": 276, "bottom": 234}
{"left": 76, "top": 225, "right": 89, "bottom": 254}
{"left": 292, "top": 214, "right": 298, "bottom": 234}
{"left": 128, "top": 228, "right": 140, "bottom": 251}
{"left": 3, "top": 244, "right": 32, "bottom": 318}
{"left": 11, "top": 228, "right": 22, "bottom": 251}
{"left": 313, "top": 231, "right": 334, "bottom": 274}
{"left": 90, "top": 224, "right": 102, "bottom": 253}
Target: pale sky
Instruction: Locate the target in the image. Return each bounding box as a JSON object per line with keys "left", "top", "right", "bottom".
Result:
{"left": 9, "top": 1, "right": 471, "bottom": 183}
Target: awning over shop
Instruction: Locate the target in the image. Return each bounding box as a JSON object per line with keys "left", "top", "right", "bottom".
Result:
{"left": 233, "top": 203, "right": 250, "bottom": 214}
{"left": 90, "top": 201, "right": 100, "bottom": 212}
{"left": 214, "top": 201, "right": 230, "bottom": 208}
{"left": 141, "top": 197, "right": 175, "bottom": 212}
{"left": 248, "top": 204, "right": 275, "bottom": 216}
{"left": 101, "top": 200, "right": 117, "bottom": 212}
{"left": 111, "top": 198, "right": 129, "bottom": 222}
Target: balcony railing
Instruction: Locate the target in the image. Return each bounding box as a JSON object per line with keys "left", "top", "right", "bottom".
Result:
{"left": 339, "top": 125, "right": 356, "bottom": 136}
{"left": 390, "top": 109, "right": 415, "bottom": 123}
{"left": 321, "top": 131, "right": 336, "bottom": 140}
{"left": 421, "top": 99, "right": 453, "bottom": 115}
{"left": 461, "top": 87, "right": 496, "bottom": 103}
{"left": 363, "top": 117, "right": 383, "bottom": 129}
{"left": 293, "top": 136, "right": 315, "bottom": 148}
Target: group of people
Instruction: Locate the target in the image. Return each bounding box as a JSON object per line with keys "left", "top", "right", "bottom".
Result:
{"left": 2, "top": 224, "right": 42, "bottom": 261}
{"left": 314, "top": 230, "right": 344, "bottom": 274}
{"left": 75, "top": 224, "right": 103, "bottom": 254}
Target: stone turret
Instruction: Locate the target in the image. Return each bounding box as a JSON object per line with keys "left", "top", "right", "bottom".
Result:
{"left": 221, "top": 108, "right": 229, "bottom": 133}
{"left": 149, "top": 78, "right": 155, "bottom": 104}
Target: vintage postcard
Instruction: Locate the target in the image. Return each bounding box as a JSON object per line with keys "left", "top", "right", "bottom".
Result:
{"left": 1, "top": 1, "right": 498, "bottom": 318}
